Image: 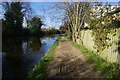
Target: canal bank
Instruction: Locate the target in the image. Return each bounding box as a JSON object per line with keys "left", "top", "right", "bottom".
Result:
{"left": 28, "top": 35, "right": 62, "bottom": 79}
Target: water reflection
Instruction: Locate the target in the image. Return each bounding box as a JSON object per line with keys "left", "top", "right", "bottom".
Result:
{"left": 26, "top": 37, "right": 42, "bottom": 52}
{"left": 2, "top": 34, "right": 58, "bottom": 79}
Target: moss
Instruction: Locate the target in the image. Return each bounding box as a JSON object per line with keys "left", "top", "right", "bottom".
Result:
{"left": 71, "top": 42, "right": 120, "bottom": 78}
{"left": 28, "top": 35, "right": 62, "bottom": 80}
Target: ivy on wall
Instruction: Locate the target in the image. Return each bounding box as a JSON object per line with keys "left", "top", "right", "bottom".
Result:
{"left": 86, "top": 4, "right": 118, "bottom": 52}
{"left": 92, "top": 28, "right": 117, "bottom": 52}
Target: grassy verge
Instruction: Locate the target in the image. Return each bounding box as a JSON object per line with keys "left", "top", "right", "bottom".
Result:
{"left": 28, "top": 35, "right": 62, "bottom": 80}
{"left": 62, "top": 34, "right": 72, "bottom": 41}
{"left": 71, "top": 42, "right": 120, "bottom": 78}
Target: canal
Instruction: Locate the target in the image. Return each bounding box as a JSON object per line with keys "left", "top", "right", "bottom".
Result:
{"left": 2, "top": 34, "right": 58, "bottom": 79}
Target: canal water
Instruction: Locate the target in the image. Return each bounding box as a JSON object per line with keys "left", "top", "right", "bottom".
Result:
{"left": 2, "top": 34, "right": 58, "bottom": 79}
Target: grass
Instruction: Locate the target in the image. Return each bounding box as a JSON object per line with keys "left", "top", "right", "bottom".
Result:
{"left": 62, "top": 34, "right": 72, "bottom": 41}
{"left": 71, "top": 42, "right": 120, "bottom": 78}
{"left": 28, "top": 35, "right": 62, "bottom": 80}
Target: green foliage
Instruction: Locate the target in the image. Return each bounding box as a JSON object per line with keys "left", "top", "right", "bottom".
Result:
{"left": 2, "top": 2, "right": 45, "bottom": 36}
{"left": 48, "top": 28, "right": 60, "bottom": 34}
{"left": 63, "top": 34, "right": 72, "bottom": 41}
{"left": 29, "top": 16, "right": 43, "bottom": 34}
{"left": 86, "top": 4, "right": 118, "bottom": 52}
{"left": 92, "top": 28, "right": 117, "bottom": 52}
{"left": 59, "top": 25, "right": 68, "bottom": 34}
{"left": 71, "top": 42, "right": 120, "bottom": 78}
{"left": 21, "top": 28, "right": 31, "bottom": 35}
{"left": 42, "top": 28, "right": 60, "bottom": 34}
{"left": 3, "top": 2, "right": 24, "bottom": 35}
{"left": 28, "top": 35, "right": 62, "bottom": 80}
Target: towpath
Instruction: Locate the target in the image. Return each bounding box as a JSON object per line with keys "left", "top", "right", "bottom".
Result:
{"left": 47, "top": 37, "right": 102, "bottom": 78}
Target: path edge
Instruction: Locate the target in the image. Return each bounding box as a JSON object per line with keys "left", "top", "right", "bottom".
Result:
{"left": 27, "top": 35, "right": 62, "bottom": 80}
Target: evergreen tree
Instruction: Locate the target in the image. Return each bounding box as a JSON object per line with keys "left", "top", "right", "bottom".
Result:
{"left": 3, "top": 2, "right": 24, "bottom": 35}
{"left": 30, "top": 16, "right": 43, "bottom": 34}
{"left": 11, "top": 2, "right": 24, "bottom": 32}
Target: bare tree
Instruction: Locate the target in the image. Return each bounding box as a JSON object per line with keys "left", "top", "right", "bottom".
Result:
{"left": 63, "top": 2, "right": 91, "bottom": 42}
{"left": 43, "top": 2, "right": 90, "bottom": 43}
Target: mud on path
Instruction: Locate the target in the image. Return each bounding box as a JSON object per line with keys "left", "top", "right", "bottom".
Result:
{"left": 47, "top": 37, "right": 102, "bottom": 78}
